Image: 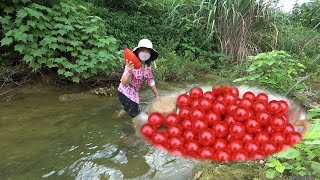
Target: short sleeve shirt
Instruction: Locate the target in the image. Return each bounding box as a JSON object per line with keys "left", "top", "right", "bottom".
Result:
{"left": 117, "top": 65, "right": 155, "bottom": 104}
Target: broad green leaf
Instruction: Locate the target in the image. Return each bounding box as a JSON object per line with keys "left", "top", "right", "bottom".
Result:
{"left": 38, "top": 57, "right": 47, "bottom": 64}
{"left": 265, "top": 169, "right": 276, "bottom": 179}
{"left": 1, "top": 37, "right": 13, "bottom": 46}
{"left": 72, "top": 77, "right": 80, "bottom": 83}
{"left": 64, "top": 71, "right": 73, "bottom": 77}
{"left": 304, "top": 139, "right": 320, "bottom": 145}
{"left": 275, "top": 163, "right": 285, "bottom": 173}
{"left": 14, "top": 44, "right": 26, "bottom": 53}
{"left": 69, "top": 41, "right": 81, "bottom": 47}
{"left": 298, "top": 171, "right": 307, "bottom": 176}
{"left": 82, "top": 72, "right": 90, "bottom": 79}
{"left": 246, "top": 65, "right": 257, "bottom": 72}
{"left": 41, "top": 36, "right": 56, "bottom": 46}
{"left": 25, "top": 7, "right": 42, "bottom": 19}
{"left": 308, "top": 109, "right": 320, "bottom": 119}
{"left": 29, "top": 61, "right": 41, "bottom": 69}
{"left": 54, "top": 58, "right": 66, "bottom": 63}
{"left": 233, "top": 77, "right": 249, "bottom": 82}
{"left": 5, "top": 30, "right": 14, "bottom": 37}
{"left": 60, "top": 2, "right": 70, "bottom": 9}
{"left": 310, "top": 161, "right": 320, "bottom": 172}
{"left": 37, "top": 23, "right": 46, "bottom": 30}
{"left": 266, "top": 60, "right": 275, "bottom": 65}
{"left": 23, "top": 55, "right": 33, "bottom": 63}
{"left": 31, "top": 49, "right": 44, "bottom": 57}
{"left": 16, "top": 33, "right": 28, "bottom": 43}
{"left": 57, "top": 36, "right": 65, "bottom": 43}
{"left": 31, "top": 3, "right": 47, "bottom": 10}
{"left": 49, "top": 43, "right": 59, "bottom": 50}
{"left": 46, "top": 61, "right": 57, "bottom": 68}
{"left": 275, "top": 148, "right": 300, "bottom": 159}
{"left": 19, "top": 25, "right": 30, "bottom": 32}
{"left": 66, "top": 46, "right": 73, "bottom": 52}
{"left": 27, "top": 20, "right": 37, "bottom": 27}
{"left": 57, "top": 69, "right": 64, "bottom": 75}
{"left": 26, "top": 34, "right": 34, "bottom": 42}
{"left": 0, "top": 16, "right": 11, "bottom": 25}
{"left": 57, "top": 29, "right": 67, "bottom": 35}
{"left": 83, "top": 26, "right": 98, "bottom": 33}
{"left": 64, "top": 25, "right": 74, "bottom": 31}
{"left": 96, "top": 41, "right": 105, "bottom": 48}
{"left": 17, "top": 9, "right": 28, "bottom": 19}
{"left": 4, "top": 7, "right": 15, "bottom": 14}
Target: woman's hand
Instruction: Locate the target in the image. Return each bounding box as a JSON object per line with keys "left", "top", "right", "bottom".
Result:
{"left": 125, "top": 61, "right": 134, "bottom": 74}
{"left": 121, "top": 61, "right": 134, "bottom": 86}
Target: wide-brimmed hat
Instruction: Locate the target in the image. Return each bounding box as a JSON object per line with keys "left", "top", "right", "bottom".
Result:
{"left": 133, "top": 39, "right": 159, "bottom": 61}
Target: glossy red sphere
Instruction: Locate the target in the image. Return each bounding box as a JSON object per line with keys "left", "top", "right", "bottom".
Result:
{"left": 255, "top": 132, "right": 270, "bottom": 144}
{"left": 141, "top": 123, "right": 156, "bottom": 138}
{"left": 178, "top": 107, "right": 191, "bottom": 120}
{"left": 268, "top": 100, "right": 282, "bottom": 114}
{"left": 198, "top": 128, "right": 215, "bottom": 146}
{"left": 212, "top": 121, "right": 229, "bottom": 138}
{"left": 199, "top": 98, "right": 213, "bottom": 112}
{"left": 257, "top": 111, "right": 272, "bottom": 125}
{"left": 243, "top": 91, "right": 255, "bottom": 101}
{"left": 189, "top": 87, "right": 203, "bottom": 99}
{"left": 192, "top": 119, "right": 208, "bottom": 132}
{"left": 271, "top": 115, "right": 286, "bottom": 132}
{"left": 183, "top": 129, "right": 197, "bottom": 141}
{"left": 190, "top": 108, "right": 205, "bottom": 120}
{"left": 164, "top": 113, "right": 180, "bottom": 126}
{"left": 168, "top": 125, "right": 183, "bottom": 137}
{"left": 185, "top": 140, "right": 201, "bottom": 153}
{"left": 286, "top": 132, "right": 302, "bottom": 146}
{"left": 245, "top": 118, "right": 261, "bottom": 134}
{"left": 177, "top": 94, "right": 191, "bottom": 108}
{"left": 229, "top": 122, "right": 246, "bottom": 139}
{"left": 256, "top": 93, "right": 269, "bottom": 103}
{"left": 212, "top": 138, "right": 228, "bottom": 151}
{"left": 148, "top": 112, "right": 165, "bottom": 127}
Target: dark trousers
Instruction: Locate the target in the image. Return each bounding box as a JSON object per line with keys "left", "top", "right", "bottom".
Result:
{"left": 117, "top": 90, "right": 140, "bottom": 118}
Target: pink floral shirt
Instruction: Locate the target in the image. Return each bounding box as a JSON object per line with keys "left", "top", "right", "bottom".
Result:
{"left": 118, "top": 65, "right": 155, "bottom": 104}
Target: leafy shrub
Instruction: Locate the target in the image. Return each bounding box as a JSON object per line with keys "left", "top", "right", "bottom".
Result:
{"left": 292, "top": 0, "right": 320, "bottom": 30}
{"left": 278, "top": 25, "right": 320, "bottom": 57}
{"left": 265, "top": 108, "right": 320, "bottom": 179}
{"left": 296, "top": 52, "right": 320, "bottom": 75}
{"left": 0, "top": 2, "right": 119, "bottom": 82}
{"left": 154, "top": 50, "right": 211, "bottom": 82}
{"left": 233, "top": 51, "right": 306, "bottom": 94}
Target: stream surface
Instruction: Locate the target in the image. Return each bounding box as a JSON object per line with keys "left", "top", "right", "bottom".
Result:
{"left": 0, "top": 79, "right": 221, "bottom": 180}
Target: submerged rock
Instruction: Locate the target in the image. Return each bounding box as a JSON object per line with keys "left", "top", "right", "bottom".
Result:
{"left": 89, "top": 87, "right": 116, "bottom": 97}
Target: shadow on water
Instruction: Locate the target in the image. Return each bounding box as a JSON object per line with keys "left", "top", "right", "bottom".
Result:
{"left": 0, "top": 81, "right": 213, "bottom": 180}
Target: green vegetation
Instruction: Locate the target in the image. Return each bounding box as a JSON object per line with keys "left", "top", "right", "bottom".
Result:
{"left": 1, "top": 0, "right": 320, "bottom": 179}
{"left": 233, "top": 51, "right": 306, "bottom": 94}
{"left": 265, "top": 109, "right": 320, "bottom": 179}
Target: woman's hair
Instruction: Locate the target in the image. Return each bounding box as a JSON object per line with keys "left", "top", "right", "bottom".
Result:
{"left": 145, "top": 59, "right": 152, "bottom": 67}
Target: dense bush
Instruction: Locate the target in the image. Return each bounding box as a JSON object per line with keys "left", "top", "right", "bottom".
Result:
{"left": 292, "top": 0, "right": 320, "bottom": 30}
{"left": 0, "top": 1, "right": 119, "bottom": 82}
{"left": 278, "top": 25, "right": 320, "bottom": 57}
{"left": 233, "top": 51, "right": 306, "bottom": 94}
{"left": 154, "top": 49, "right": 211, "bottom": 82}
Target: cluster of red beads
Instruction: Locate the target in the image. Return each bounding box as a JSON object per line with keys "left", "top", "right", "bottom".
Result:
{"left": 141, "top": 86, "right": 302, "bottom": 161}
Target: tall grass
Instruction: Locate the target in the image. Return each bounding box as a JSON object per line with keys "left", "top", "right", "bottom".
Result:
{"left": 166, "top": 0, "right": 279, "bottom": 61}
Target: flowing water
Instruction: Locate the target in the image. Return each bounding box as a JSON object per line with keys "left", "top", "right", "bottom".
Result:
{"left": 0, "top": 79, "right": 219, "bottom": 180}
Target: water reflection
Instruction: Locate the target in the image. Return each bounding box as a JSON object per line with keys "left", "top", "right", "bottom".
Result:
{"left": 0, "top": 84, "right": 205, "bottom": 179}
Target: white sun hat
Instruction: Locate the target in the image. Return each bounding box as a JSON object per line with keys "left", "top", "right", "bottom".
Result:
{"left": 132, "top": 39, "right": 159, "bottom": 61}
